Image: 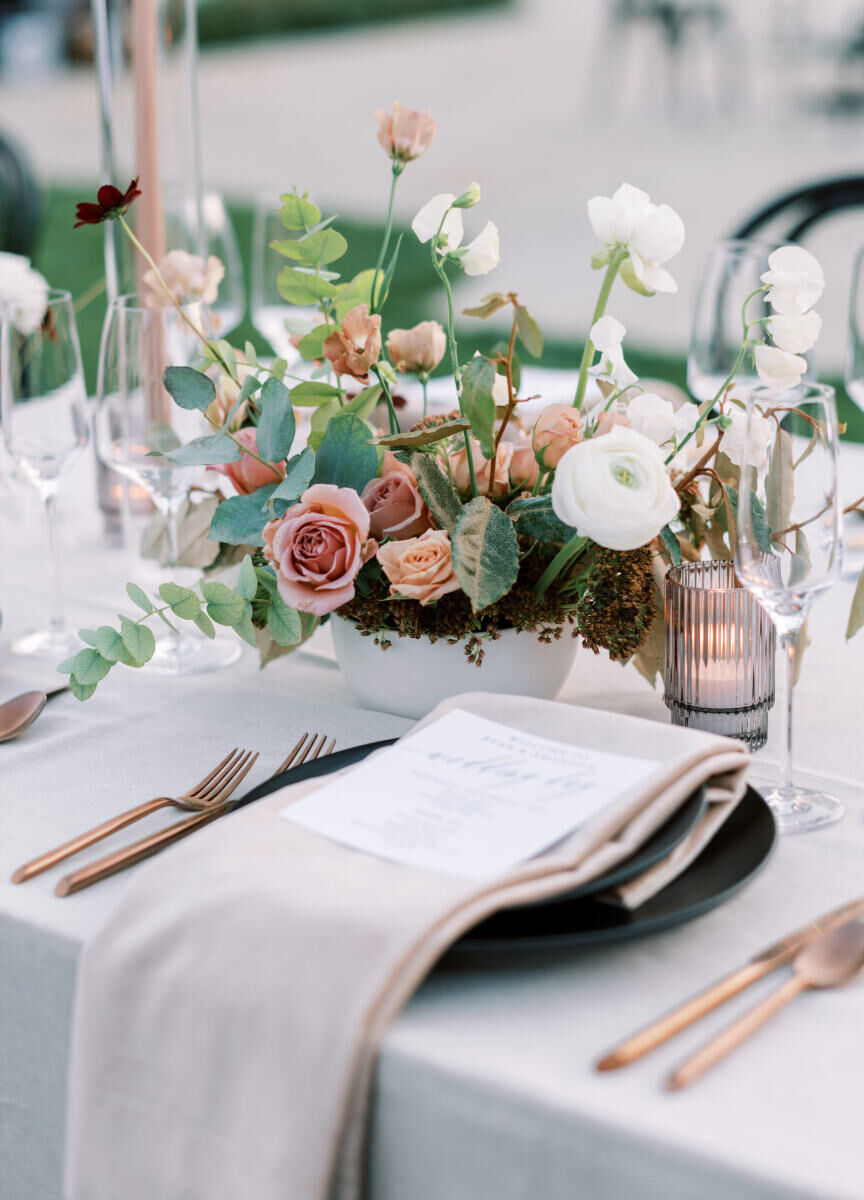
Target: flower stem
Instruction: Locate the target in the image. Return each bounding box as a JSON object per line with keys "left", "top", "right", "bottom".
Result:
{"left": 431, "top": 233, "right": 477, "bottom": 497}
{"left": 371, "top": 165, "right": 400, "bottom": 314}
{"left": 373, "top": 364, "right": 400, "bottom": 435}
{"left": 573, "top": 249, "right": 627, "bottom": 409}
{"left": 535, "top": 533, "right": 587, "bottom": 600}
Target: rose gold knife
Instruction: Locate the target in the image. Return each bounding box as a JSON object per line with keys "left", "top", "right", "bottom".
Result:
{"left": 595, "top": 895, "right": 864, "bottom": 1071}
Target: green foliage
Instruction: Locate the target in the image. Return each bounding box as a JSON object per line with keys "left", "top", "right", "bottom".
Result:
{"left": 847, "top": 568, "right": 864, "bottom": 640}
{"left": 765, "top": 427, "right": 794, "bottom": 535}
{"left": 277, "top": 267, "right": 340, "bottom": 306}
{"left": 280, "top": 194, "right": 321, "bottom": 230}
{"left": 405, "top": 451, "right": 463, "bottom": 530}
{"left": 459, "top": 356, "right": 497, "bottom": 458}
{"left": 201, "top": 579, "right": 247, "bottom": 626}
{"left": 312, "top": 412, "right": 378, "bottom": 491}
{"left": 290, "top": 381, "right": 342, "bottom": 406}
{"left": 208, "top": 485, "right": 278, "bottom": 546}
{"left": 257, "top": 377, "right": 295, "bottom": 461}
{"left": 272, "top": 228, "right": 348, "bottom": 266}
{"left": 334, "top": 269, "right": 379, "bottom": 323}
{"left": 507, "top": 494, "right": 575, "bottom": 543}
{"left": 462, "top": 292, "right": 511, "bottom": 319}
{"left": 515, "top": 305, "right": 543, "bottom": 357}
{"left": 297, "top": 325, "right": 330, "bottom": 362}
{"left": 659, "top": 524, "right": 683, "bottom": 567}
{"left": 163, "top": 366, "right": 216, "bottom": 412}
{"left": 126, "top": 583, "right": 153, "bottom": 613}
{"left": 162, "top": 432, "right": 240, "bottom": 466}
{"left": 269, "top": 448, "right": 316, "bottom": 514}
{"left": 158, "top": 582, "right": 200, "bottom": 620}
{"left": 119, "top": 617, "right": 156, "bottom": 664}
{"left": 728, "top": 486, "right": 775, "bottom": 555}
{"left": 451, "top": 497, "right": 520, "bottom": 612}
{"left": 373, "top": 419, "right": 471, "bottom": 449}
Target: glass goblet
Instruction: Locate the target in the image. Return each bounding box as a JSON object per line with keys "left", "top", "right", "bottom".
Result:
{"left": 164, "top": 189, "right": 246, "bottom": 340}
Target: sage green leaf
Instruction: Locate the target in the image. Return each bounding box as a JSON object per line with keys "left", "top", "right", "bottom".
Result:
{"left": 406, "top": 451, "right": 463, "bottom": 530}
{"left": 290, "top": 380, "right": 341, "bottom": 407}
{"left": 234, "top": 604, "right": 258, "bottom": 648}
{"left": 343, "top": 384, "right": 382, "bottom": 423}
{"left": 91, "top": 625, "right": 130, "bottom": 663}
{"left": 208, "top": 486, "right": 277, "bottom": 547}
{"left": 462, "top": 292, "right": 510, "bottom": 319}
{"left": 312, "top": 412, "right": 378, "bottom": 492}
{"left": 216, "top": 339, "right": 237, "bottom": 379}
{"left": 163, "top": 433, "right": 241, "bottom": 467}
{"left": 267, "top": 596, "right": 303, "bottom": 646}
{"left": 271, "top": 357, "right": 288, "bottom": 381}
{"left": 257, "top": 376, "right": 295, "bottom": 461}
{"left": 334, "top": 269, "right": 377, "bottom": 323}
{"left": 78, "top": 629, "right": 99, "bottom": 647}
{"left": 847, "top": 567, "right": 864, "bottom": 639}
{"left": 297, "top": 325, "right": 330, "bottom": 362}
{"left": 280, "top": 194, "right": 321, "bottom": 229}
{"left": 277, "top": 266, "right": 339, "bottom": 306}
{"left": 69, "top": 677, "right": 98, "bottom": 702}
{"left": 194, "top": 610, "right": 216, "bottom": 639}
{"left": 70, "top": 648, "right": 112, "bottom": 685}
{"left": 126, "top": 582, "right": 154, "bottom": 612}
{"left": 515, "top": 305, "right": 543, "bottom": 357}
{"left": 57, "top": 656, "right": 76, "bottom": 675}
{"left": 766, "top": 426, "right": 794, "bottom": 535}
{"left": 163, "top": 366, "right": 216, "bottom": 412}
{"left": 373, "top": 419, "right": 472, "bottom": 449}
{"left": 459, "top": 356, "right": 497, "bottom": 459}
{"left": 201, "top": 580, "right": 246, "bottom": 626}
{"left": 788, "top": 528, "right": 811, "bottom": 587}
{"left": 269, "top": 448, "right": 316, "bottom": 513}
{"left": 451, "top": 497, "right": 520, "bottom": 612}
{"left": 244, "top": 341, "right": 259, "bottom": 368}
{"left": 236, "top": 555, "right": 258, "bottom": 601}
{"left": 660, "top": 524, "right": 683, "bottom": 567}
{"left": 728, "top": 486, "right": 774, "bottom": 555}
{"left": 297, "top": 227, "right": 348, "bottom": 265}
{"left": 507, "top": 494, "right": 575, "bottom": 543}
{"left": 158, "top": 582, "right": 200, "bottom": 620}
{"left": 308, "top": 397, "right": 342, "bottom": 449}
{"left": 119, "top": 617, "right": 156, "bottom": 666}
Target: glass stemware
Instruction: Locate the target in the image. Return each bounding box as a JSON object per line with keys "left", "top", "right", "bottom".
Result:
{"left": 688, "top": 238, "right": 785, "bottom": 403}
{"left": 94, "top": 294, "right": 240, "bottom": 676}
{"left": 164, "top": 189, "right": 246, "bottom": 340}
{"left": 735, "top": 383, "right": 843, "bottom": 833}
{"left": 1, "top": 289, "right": 90, "bottom": 657}
{"left": 250, "top": 194, "right": 319, "bottom": 362}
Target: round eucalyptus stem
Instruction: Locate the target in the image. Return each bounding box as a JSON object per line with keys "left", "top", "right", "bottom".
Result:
{"left": 573, "top": 248, "right": 627, "bottom": 410}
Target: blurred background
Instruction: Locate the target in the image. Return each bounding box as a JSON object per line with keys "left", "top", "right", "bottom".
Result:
{"left": 2, "top": 0, "right": 864, "bottom": 436}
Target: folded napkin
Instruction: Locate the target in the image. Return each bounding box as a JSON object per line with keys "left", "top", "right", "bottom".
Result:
{"left": 65, "top": 694, "right": 748, "bottom": 1200}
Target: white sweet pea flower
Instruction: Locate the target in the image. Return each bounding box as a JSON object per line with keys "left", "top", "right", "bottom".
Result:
{"left": 626, "top": 392, "right": 677, "bottom": 446}
{"left": 588, "top": 183, "right": 685, "bottom": 294}
{"left": 760, "top": 246, "right": 824, "bottom": 315}
{"left": 722, "top": 405, "right": 773, "bottom": 470}
{"left": 588, "top": 314, "right": 637, "bottom": 388}
{"left": 766, "top": 310, "right": 822, "bottom": 354}
{"left": 551, "top": 426, "right": 680, "bottom": 551}
{"left": 411, "top": 194, "right": 463, "bottom": 250}
{"left": 753, "top": 343, "right": 807, "bottom": 393}
{"left": 0, "top": 252, "right": 49, "bottom": 335}
{"left": 460, "top": 221, "right": 500, "bottom": 276}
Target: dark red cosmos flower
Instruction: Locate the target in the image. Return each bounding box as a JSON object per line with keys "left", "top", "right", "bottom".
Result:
{"left": 74, "top": 178, "right": 142, "bottom": 228}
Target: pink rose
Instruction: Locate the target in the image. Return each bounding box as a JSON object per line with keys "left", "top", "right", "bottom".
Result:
{"left": 374, "top": 102, "right": 437, "bottom": 164}
{"left": 376, "top": 529, "right": 461, "bottom": 605}
{"left": 386, "top": 321, "right": 446, "bottom": 376}
{"left": 508, "top": 435, "right": 540, "bottom": 490}
{"left": 215, "top": 427, "right": 285, "bottom": 495}
{"left": 449, "top": 438, "right": 513, "bottom": 498}
{"left": 361, "top": 466, "right": 432, "bottom": 540}
{"left": 594, "top": 410, "right": 631, "bottom": 437}
{"left": 532, "top": 403, "right": 584, "bottom": 469}
{"left": 322, "top": 304, "right": 382, "bottom": 381}
{"left": 262, "top": 484, "right": 376, "bottom": 616}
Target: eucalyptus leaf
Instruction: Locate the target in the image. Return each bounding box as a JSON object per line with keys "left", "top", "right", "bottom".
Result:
{"left": 296, "top": 325, "right": 330, "bottom": 362}
{"left": 70, "top": 648, "right": 113, "bottom": 685}
{"left": 194, "top": 610, "right": 216, "bottom": 639}
{"left": 312, "top": 412, "right": 378, "bottom": 492}
{"left": 208, "top": 486, "right": 278, "bottom": 547}
{"left": 290, "top": 380, "right": 341, "bottom": 407}
{"left": 277, "top": 266, "right": 339, "bottom": 306}
{"left": 162, "top": 366, "right": 216, "bottom": 413}
{"left": 459, "top": 356, "right": 497, "bottom": 459}
{"left": 236, "top": 555, "right": 258, "bottom": 602}
{"left": 280, "top": 194, "right": 321, "bottom": 229}
{"left": 119, "top": 617, "right": 156, "bottom": 666}
{"left": 69, "top": 676, "right": 98, "bottom": 702}
{"left": 201, "top": 580, "right": 246, "bottom": 627}
{"left": 267, "top": 596, "right": 303, "bottom": 646}
{"left": 334, "top": 269, "right": 377, "bottom": 323}
{"left": 451, "top": 497, "right": 520, "bottom": 612}
{"left": 257, "top": 376, "right": 295, "bottom": 461}
{"left": 405, "top": 451, "right": 463, "bottom": 530}
{"left": 163, "top": 433, "right": 241, "bottom": 467}
{"left": 126, "top": 582, "right": 154, "bottom": 612}
{"left": 91, "top": 625, "right": 131, "bottom": 663}
{"left": 342, "top": 384, "right": 382, "bottom": 423}
{"left": 269, "top": 447, "right": 316, "bottom": 513}
{"left": 766, "top": 426, "right": 794, "bottom": 536}
{"left": 234, "top": 604, "right": 259, "bottom": 648}
{"left": 158, "top": 582, "right": 200, "bottom": 620}
{"left": 297, "top": 227, "right": 348, "bottom": 265}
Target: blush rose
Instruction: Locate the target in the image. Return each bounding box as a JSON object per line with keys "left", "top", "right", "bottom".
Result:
{"left": 376, "top": 529, "right": 461, "bottom": 605}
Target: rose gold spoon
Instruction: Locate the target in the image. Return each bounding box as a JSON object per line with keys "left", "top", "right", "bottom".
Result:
{"left": 666, "top": 920, "right": 864, "bottom": 1089}
{"left": 0, "top": 687, "right": 68, "bottom": 744}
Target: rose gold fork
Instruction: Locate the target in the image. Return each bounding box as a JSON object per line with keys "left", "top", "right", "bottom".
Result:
{"left": 54, "top": 733, "right": 335, "bottom": 898}
{"left": 12, "top": 749, "right": 257, "bottom": 885}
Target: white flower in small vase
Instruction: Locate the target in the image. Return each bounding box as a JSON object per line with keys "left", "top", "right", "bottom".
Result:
{"left": 766, "top": 310, "right": 822, "bottom": 354}
{"left": 760, "top": 246, "right": 824, "bottom": 315}
{"left": 753, "top": 344, "right": 808, "bottom": 393}
{"left": 0, "top": 252, "right": 49, "bottom": 335}
{"left": 589, "top": 314, "right": 638, "bottom": 388}
{"left": 551, "top": 426, "right": 680, "bottom": 551}
{"left": 721, "top": 405, "right": 774, "bottom": 470}
{"left": 588, "top": 183, "right": 685, "bottom": 294}
{"left": 459, "top": 222, "right": 500, "bottom": 276}
{"left": 411, "top": 194, "right": 464, "bottom": 250}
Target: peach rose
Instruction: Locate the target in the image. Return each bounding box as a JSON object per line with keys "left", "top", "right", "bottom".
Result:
{"left": 509, "top": 436, "right": 540, "bottom": 490}
{"left": 386, "top": 321, "right": 446, "bottom": 377}
{"left": 263, "top": 484, "right": 376, "bottom": 616}
{"left": 376, "top": 529, "right": 461, "bottom": 605}
{"left": 594, "top": 410, "right": 631, "bottom": 437}
{"left": 375, "top": 102, "right": 437, "bottom": 165}
{"left": 449, "top": 438, "right": 513, "bottom": 498}
{"left": 322, "top": 304, "right": 382, "bottom": 380}
{"left": 532, "top": 403, "right": 584, "bottom": 469}
{"left": 215, "top": 427, "right": 285, "bottom": 495}
{"left": 361, "top": 465, "right": 432, "bottom": 540}
{"left": 381, "top": 451, "right": 415, "bottom": 480}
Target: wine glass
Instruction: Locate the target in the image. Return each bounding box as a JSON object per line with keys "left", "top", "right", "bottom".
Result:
{"left": 842, "top": 242, "right": 864, "bottom": 572}
{"left": 94, "top": 294, "right": 241, "bottom": 676}
{"left": 735, "top": 383, "right": 843, "bottom": 833}
{"left": 688, "top": 238, "right": 785, "bottom": 403}
{"left": 250, "top": 193, "right": 319, "bottom": 363}
{"left": 1, "top": 289, "right": 90, "bottom": 657}
{"left": 164, "top": 190, "right": 245, "bottom": 339}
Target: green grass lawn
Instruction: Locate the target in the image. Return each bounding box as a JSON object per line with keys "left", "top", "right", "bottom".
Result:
{"left": 33, "top": 186, "right": 864, "bottom": 441}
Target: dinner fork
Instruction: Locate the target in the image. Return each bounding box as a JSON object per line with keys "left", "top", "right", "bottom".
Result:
{"left": 12, "top": 749, "right": 257, "bottom": 884}
{"left": 54, "top": 733, "right": 336, "bottom": 897}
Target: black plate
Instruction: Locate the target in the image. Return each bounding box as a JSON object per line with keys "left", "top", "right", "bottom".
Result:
{"left": 454, "top": 786, "right": 776, "bottom": 957}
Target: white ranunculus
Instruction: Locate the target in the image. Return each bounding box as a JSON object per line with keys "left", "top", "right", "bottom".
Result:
{"left": 753, "top": 343, "right": 807, "bottom": 393}
{"left": 721, "top": 405, "right": 773, "bottom": 470}
{"left": 588, "top": 183, "right": 685, "bottom": 294}
{"left": 626, "top": 392, "right": 677, "bottom": 446}
{"left": 0, "top": 252, "right": 49, "bottom": 335}
{"left": 411, "top": 194, "right": 464, "bottom": 250}
{"left": 766, "top": 310, "right": 822, "bottom": 354}
{"left": 760, "top": 246, "right": 824, "bottom": 315}
{"left": 588, "top": 314, "right": 637, "bottom": 388}
{"left": 460, "top": 221, "right": 499, "bottom": 276}
{"left": 551, "top": 426, "right": 680, "bottom": 551}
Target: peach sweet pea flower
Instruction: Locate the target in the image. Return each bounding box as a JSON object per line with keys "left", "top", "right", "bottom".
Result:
{"left": 532, "top": 403, "right": 584, "bottom": 469}
{"left": 142, "top": 249, "right": 224, "bottom": 307}
{"left": 215, "top": 427, "right": 285, "bottom": 495}
{"left": 509, "top": 436, "right": 540, "bottom": 490}
{"left": 386, "top": 321, "right": 446, "bottom": 377}
{"left": 375, "top": 102, "right": 437, "bottom": 166}
{"left": 361, "top": 464, "right": 432, "bottom": 540}
{"left": 377, "top": 529, "right": 461, "bottom": 605}
{"left": 594, "top": 410, "right": 631, "bottom": 437}
{"left": 449, "top": 438, "right": 513, "bottom": 499}
{"left": 322, "top": 304, "right": 382, "bottom": 381}
{"left": 262, "top": 484, "right": 376, "bottom": 616}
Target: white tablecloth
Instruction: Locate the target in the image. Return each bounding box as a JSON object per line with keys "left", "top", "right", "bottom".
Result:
{"left": 1, "top": 445, "right": 863, "bottom": 1200}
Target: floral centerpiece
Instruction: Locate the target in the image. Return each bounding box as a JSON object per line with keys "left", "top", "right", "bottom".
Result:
{"left": 61, "top": 104, "right": 864, "bottom": 703}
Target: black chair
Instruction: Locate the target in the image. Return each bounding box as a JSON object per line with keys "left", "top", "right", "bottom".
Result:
{"left": 0, "top": 132, "right": 41, "bottom": 256}
{"left": 729, "top": 176, "right": 864, "bottom": 244}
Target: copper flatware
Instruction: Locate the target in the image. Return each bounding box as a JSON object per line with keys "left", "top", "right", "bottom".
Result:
{"left": 666, "top": 920, "right": 864, "bottom": 1089}
{"left": 596, "top": 895, "right": 864, "bottom": 1071}
{"left": 0, "top": 686, "right": 68, "bottom": 744}
{"left": 12, "top": 748, "right": 256, "bottom": 884}
{"left": 54, "top": 732, "right": 335, "bottom": 897}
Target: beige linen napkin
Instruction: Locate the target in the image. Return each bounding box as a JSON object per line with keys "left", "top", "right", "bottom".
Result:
{"left": 65, "top": 694, "right": 748, "bottom": 1200}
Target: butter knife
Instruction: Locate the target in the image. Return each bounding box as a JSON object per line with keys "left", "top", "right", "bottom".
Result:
{"left": 596, "top": 895, "right": 864, "bottom": 1071}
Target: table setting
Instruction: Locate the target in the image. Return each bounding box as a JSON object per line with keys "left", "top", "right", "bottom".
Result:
{"left": 1, "top": 66, "right": 864, "bottom": 1200}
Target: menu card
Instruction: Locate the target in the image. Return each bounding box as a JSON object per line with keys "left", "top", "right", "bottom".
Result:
{"left": 281, "top": 710, "right": 660, "bottom": 881}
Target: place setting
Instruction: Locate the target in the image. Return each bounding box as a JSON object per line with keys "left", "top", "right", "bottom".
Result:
{"left": 2, "top": 5, "right": 864, "bottom": 1198}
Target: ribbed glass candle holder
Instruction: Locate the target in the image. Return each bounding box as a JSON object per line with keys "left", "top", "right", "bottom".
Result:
{"left": 664, "top": 561, "right": 775, "bottom": 750}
